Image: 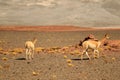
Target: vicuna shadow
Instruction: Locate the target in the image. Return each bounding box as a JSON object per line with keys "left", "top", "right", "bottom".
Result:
{"left": 72, "top": 58, "right": 89, "bottom": 61}
{"left": 16, "top": 58, "right": 26, "bottom": 60}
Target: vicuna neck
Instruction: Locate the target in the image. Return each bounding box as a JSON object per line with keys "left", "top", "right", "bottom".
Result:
{"left": 32, "top": 39, "right": 37, "bottom": 44}
{"left": 100, "top": 36, "right": 107, "bottom": 44}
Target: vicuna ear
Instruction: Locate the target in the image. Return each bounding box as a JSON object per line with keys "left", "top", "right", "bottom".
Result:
{"left": 105, "top": 33, "right": 108, "bottom": 37}
{"left": 33, "top": 37, "right": 36, "bottom": 39}
{"left": 105, "top": 33, "right": 110, "bottom": 39}
{"left": 33, "top": 37, "right": 37, "bottom": 40}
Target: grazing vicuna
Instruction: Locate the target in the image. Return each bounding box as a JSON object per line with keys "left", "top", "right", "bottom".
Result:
{"left": 25, "top": 38, "right": 37, "bottom": 60}
{"left": 81, "top": 34, "right": 109, "bottom": 60}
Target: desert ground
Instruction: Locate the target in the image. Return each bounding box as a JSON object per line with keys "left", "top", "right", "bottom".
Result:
{"left": 0, "top": 26, "right": 120, "bottom": 80}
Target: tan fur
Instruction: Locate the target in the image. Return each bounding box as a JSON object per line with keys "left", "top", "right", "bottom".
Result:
{"left": 25, "top": 38, "right": 37, "bottom": 60}
{"left": 81, "top": 34, "right": 109, "bottom": 60}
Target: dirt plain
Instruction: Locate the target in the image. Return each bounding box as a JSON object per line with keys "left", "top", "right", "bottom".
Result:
{"left": 0, "top": 26, "right": 120, "bottom": 80}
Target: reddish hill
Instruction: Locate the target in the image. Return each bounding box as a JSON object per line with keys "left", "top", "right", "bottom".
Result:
{"left": 0, "top": 25, "right": 120, "bottom": 32}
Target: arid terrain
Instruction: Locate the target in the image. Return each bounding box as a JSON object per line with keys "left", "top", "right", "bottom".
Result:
{"left": 0, "top": 26, "right": 120, "bottom": 80}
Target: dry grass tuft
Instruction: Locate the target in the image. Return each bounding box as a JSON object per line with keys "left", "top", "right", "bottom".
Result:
{"left": 1, "top": 57, "right": 8, "bottom": 61}
{"left": 0, "top": 47, "right": 3, "bottom": 51}
{"left": 51, "top": 74, "right": 57, "bottom": 79}
{"left": 0, "top": 65, "right": 3, "bottom": 70}
{"left": 67, "top": 59, "right": 72, "bottom": 63}
{"left": 11, "top": 52, "right": 17, "bottom": 56}
{"left": 68, "top": 63, "right": 74, "bottom": 67}
{"left": 3, "top": 64, "right": 10, "bottom": 69}
{"left": 111, "top": 57, "right": 116, "bottom": 61}
{"left": 63, "top": 55, "right": 67, "bottom": 59}
{"left": 32, "top": 71, "right": 39, "bottom": 76}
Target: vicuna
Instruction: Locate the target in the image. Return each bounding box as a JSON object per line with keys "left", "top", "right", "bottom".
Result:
{"left": 25, "top": 38, "right": 37, "bottom": 60}
{"left": 81, "top": 34, "right": 109, "bottom": 60}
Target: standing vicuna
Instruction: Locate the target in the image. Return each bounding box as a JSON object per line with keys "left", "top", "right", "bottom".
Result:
{"left": 25, "top": 38, "right": 37, "bottom": 60}
{"left": 81, "top": 34, "right": 109, "bottom": 60}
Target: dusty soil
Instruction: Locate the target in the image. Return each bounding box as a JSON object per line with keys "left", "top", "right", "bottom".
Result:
{"left": 0, "top": 26, "right": 120, "bottom": 80}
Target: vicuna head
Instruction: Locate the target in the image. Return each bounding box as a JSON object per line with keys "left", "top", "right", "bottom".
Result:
{"left": 104, "top": 33, "right": 110, "bottom": 39}
{"left": 100, "top": 33, "right": 110, "bottom": 45}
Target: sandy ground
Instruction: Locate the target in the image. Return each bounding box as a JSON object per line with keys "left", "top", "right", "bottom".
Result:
{"left": 0, "top": 26, "right": 120, "bottom": 80}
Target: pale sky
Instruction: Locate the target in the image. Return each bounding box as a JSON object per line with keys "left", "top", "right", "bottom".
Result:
{"left": 0, "top": 0, "right": 120, "bottom": 27}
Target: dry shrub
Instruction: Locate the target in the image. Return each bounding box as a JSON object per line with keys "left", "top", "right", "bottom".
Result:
{"left": 44, "top": 47, "right": 61, "bottom": 54}
{"left": 35, "top": 47, "right": 45, "bottom": 53}
{"left": 11, "top": 52, "right": 17, "bottom": 56}
{"left": 12, "top": 48, "right": 24, "bottom": 54}
{"left": 46, "top": 48, "right": 55, "bottom": 54}
{"left": 0, "top": 51, "right": 9, "bottom": 55}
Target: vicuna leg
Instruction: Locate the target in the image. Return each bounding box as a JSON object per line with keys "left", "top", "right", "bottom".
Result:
{"left": 26, "top": 48, "right": 32, "bottom": 60}
{"left": 28, "top": 49, "right": 32, "bottom": 60}
{"left": 25, "top": 48, "right": 29, "bottom": 60}
{"left": 96, "top": 49, "right": 99, "bottom": 58}
{"left": 81, "top": 50, "right": 91, "bottom": 60}
{"left": 85, "top": 51, "right": 91, "bottom": 60}
{"left": 31, "top": 49, "right": 34, "bottom": 59}
{"left": 81, "top": 51, "right": 85, "bottom": 60}
{"left": 93, "top": 49, "right": 99, "bottom": 59}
